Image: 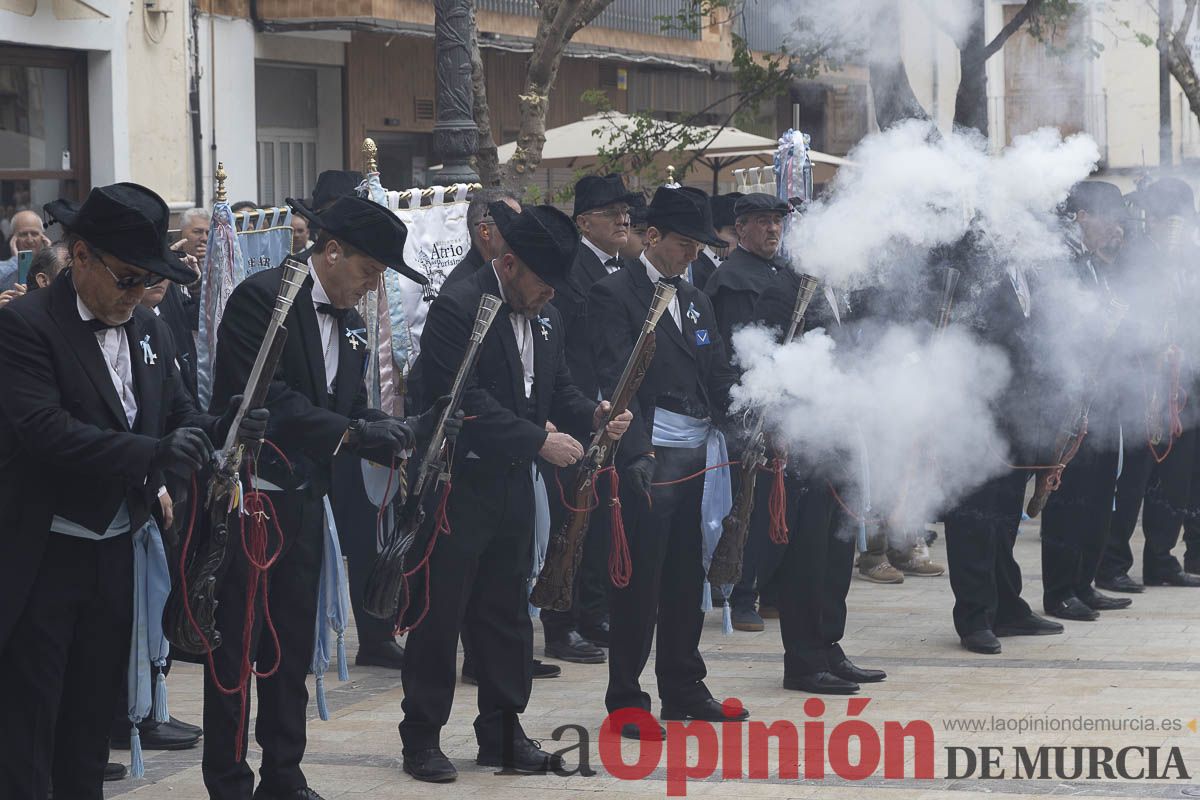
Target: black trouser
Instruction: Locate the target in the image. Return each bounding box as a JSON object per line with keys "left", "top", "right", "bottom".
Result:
{"left": 1142, "top": 427, "right": 1200, "bottom": 579}
{"left": 330, "top": 452, "right": 396, "bottom": 646}
{"left": 771, "top": 480, "right": 854, "bottom": 677}
{"left": 729, "top": 476, "right": 785, "bottom": 611}
{"left": 0, "top": 533, "right": 132, "bottom": 800}
{"left": 1099, "top": 437, "right": 1156, "bottom": 581}
{"left": 943, "top": 470, "right": 1033, "bottom": 637}
{"left": 541, "top": 466, "right": 612, "bottom": 641}
{"left": 606, "top": 444, "right": 712, "bottom": 714}
{"left": 202, "top": 491, "right": 324, "bottom": 800}
{"left": 1039, "top": 431, "right": 1120, "bottom": 607}
{"left": 399, "top": 463, "right": 534, "bottom": 754}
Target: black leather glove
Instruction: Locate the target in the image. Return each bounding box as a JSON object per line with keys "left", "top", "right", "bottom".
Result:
{"left": 152, "top": 428, "right": 215, "bottom": 480}
{"left": 625, "top": 453, "right": 657, "bottom": 497}
{"left": 347, "top": 417, "right": 415, "bottom": 455}
{"left": 411, "top": 395, "right": 462, "bottom": 445}
{"left": 218, "top": 394, "right": 270, "bottom": 444}
{"left": 443, "top": 409, "right": 465, "bottom": 444}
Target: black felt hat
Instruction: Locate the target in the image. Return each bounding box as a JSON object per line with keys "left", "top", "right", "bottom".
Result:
{"left": 710, "top": 192, "right": 744, "bottom": 229}
{"left": 44, "top": 183, "right": 195, "bottom": 284}
{"left": 573, "top": 174, "right": 639, "bottom": 219}
{"left": 1130, "top": 177, "right": 1196, "bottom": 219}
{"left": 646, "top": 186, "right": 724, "bottom": 248}
{"left": 629, "top": 193, "right": 648, "bottom": 226}
{"left": 288, "top": 195, "right": 426, "bottom": 285}
{"left": 735, "top": 192, "right": 790, "bottom": 219}
{"left": 312, "top": 170, "right": 364, "bottom": 211}
{"left": 490, "top": 201, "right": 578, "bottom": 292}
{"left": 1065, "top": 181, "right": 1130, "bottom": 220}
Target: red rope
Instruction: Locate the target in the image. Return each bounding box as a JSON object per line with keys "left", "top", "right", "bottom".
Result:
{"left": 393, "top": 479, "right": 453, "bottom": 636}
{"left": 605, "top": 467, "right": 632, "bottom": 588}
{"left": 767, "top": 457, "right": 789, "bottom": 545}
{"left": 1147, "top": 346, "right": 1185, "bottom": 464}
{"left": 649, "top": 459, "right": 741, "bottom": 487}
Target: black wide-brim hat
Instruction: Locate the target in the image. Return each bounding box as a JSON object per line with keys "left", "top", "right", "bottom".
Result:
{"left": 646, "top": 186, "right": 725, "bottom": 248}
{"left": 1128, "top": 177, "right": 1196, "bottom": 220}
{"left": 490, "top": 200, "right": 578, "bottom": 293}
{"left": 288, "top": 195, "right": 427, "bottom": 286}
{"left": 1065, "top": 181, "right": 1132, "bottom": 221}
{"left": 573, "top": 174, "right": 640, "bottom": 218}
{"left": 45, "top": 182, "right": 196, "bottom": 285}
{"left": 312, "top": 170, "right": 365, "bottom": 211}
{"left": 710, "top": 192, "right": 744, "bottom": 229}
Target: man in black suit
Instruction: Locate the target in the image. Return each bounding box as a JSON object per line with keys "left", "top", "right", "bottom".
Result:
{"left": 537, "top": 174, "right": 639, "bottom": 665}
{"left": 1039, "top": 182, "right": 1134, "bottom": 621}
{"left": 688, "top": 192, "right": 741, "bottom": 289}
{"left": 443, "top": 188, "right": 520, "bottom": 289}
{"left": 590, "top": 186, "right": 750, "bottom": 740}
{"left": 399, "top": 201, "right": 630, "bottom": 783}
{"left": 0, "top": 183, "right": 266, "bottom": 800}
{"left": 204, "top": 195, "right": 437, "bottom": 800}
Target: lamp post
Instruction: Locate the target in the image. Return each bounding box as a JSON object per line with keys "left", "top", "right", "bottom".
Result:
{"left": 432, "top": 0, "right": 480, "bottom": 183}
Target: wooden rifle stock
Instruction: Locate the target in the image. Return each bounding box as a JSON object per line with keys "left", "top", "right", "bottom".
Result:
{"left": 530, "top": 281, "right": 677, "bottom": 611}
{"left": 362, "top": 293, "right": 503, "bottom": 620}
{"left": 165, "top": 254, "right": 310, "bottom": 656}
{"left": 706, "top": 273, "right": 818, "bottom": 588}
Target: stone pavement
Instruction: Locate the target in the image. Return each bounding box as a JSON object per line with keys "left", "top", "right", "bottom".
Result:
{"left": 106, "top": 520, "right": 1200, "bottom": 799}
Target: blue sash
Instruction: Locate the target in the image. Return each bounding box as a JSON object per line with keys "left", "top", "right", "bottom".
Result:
{"left": 651, "top": 408, "right": 732, "bottom": 612}
{"left": 312, "top": 495, "right": 351, "bottom": 720}
{"left": 126, "top": 518, "right": 171, "bottom": 777}
{"left": 528, "top": 463, "right": 551, "bottom": 618}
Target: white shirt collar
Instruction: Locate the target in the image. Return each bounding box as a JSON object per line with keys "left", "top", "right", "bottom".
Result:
{"left": 702, "top": 246, "right": 718, "bottom": 264}
{"left": 309, "top": 260, "right": 333, "bottom": 306}
{"left": 581, "top": 235, "right": 617, "bottom": 265}
{"left": 75, "top": 286, "right": 129, "bottom": 326}
{"left": 639, "top": 252, "right": 668, "bottom": 283}
{"left": 491, "top": 262, "right": 511, "bottom": 306}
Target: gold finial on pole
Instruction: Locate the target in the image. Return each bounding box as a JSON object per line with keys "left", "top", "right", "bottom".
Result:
{"left": 215, "top": 162, "right": 228, "bottom": 204}
{"left": 363, "top": 138, "right": 378, "bottom": 173}
{"left": 667, "top": 164, "right": 676, "bottom": 185}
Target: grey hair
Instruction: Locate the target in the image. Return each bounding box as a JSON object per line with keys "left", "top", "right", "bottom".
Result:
{"left": 467, "top": 188, "right": 520, "bottom": 229}
{"left": 179, "top": 207, "right": 209, "bottom": 227}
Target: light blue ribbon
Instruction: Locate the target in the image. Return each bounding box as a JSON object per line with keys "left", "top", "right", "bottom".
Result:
{"left": 651, "top": 408, "right": 732, "bottom": 613}
{"left": 312, "top": 495, "right": 351, "bottom": 721}
{"left": 127, "top": 518, "right": 171, "bottom": 777}
{"left": 528, "top": 463, "right": 551, "bottom": 619}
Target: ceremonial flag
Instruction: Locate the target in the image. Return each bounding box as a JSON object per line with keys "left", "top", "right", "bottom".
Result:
{"left": 236, "top": 206, "right": 294, "bottom": 276}
{"left": 196, "top": 199, "right": 245, "bottom": 410}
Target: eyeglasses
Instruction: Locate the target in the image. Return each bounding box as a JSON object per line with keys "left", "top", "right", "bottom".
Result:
{"left": 582, "top": 206, "right": 631, "bottom": 221}
{"left": 92, "top": 250, "right": 165, "bottom": 290}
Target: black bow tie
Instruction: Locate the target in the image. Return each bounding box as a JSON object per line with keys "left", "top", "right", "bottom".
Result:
{"left": 84, "top": 317, "right": 132, "bottom": 333}
{"left": 315, "top": 302, "right": 350, "bottom": 322}
{"left": 604, "top": 257, "right": 621, "bottom": 268}
{"left": 660, "top": 276, "right": 683, "bottom": 287}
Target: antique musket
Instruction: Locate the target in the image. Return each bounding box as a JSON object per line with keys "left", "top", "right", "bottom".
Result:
{"left": 529, "top": 281, "right": 677, "bottom": 611}
{"left": 706, "top": 273, "right": 819, "bottom": 588}
{"left": 362, "top": 293, "right": 503, "bottom": 620}
{"left": 164, "top": 255, "right": 309, "bottom": 655}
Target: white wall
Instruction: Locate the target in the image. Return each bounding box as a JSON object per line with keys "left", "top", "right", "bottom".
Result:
{"left": 197, "top": 14, "right": 258, "bottom": 207}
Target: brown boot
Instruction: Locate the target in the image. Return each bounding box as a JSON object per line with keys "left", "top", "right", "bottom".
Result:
{"left": 888, "top": 541, "right": 945, "bottom": 577}
{"left": 857, "top": 551, "right": 904, "bottom": 583}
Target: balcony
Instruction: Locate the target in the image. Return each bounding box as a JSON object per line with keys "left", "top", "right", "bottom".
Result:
{"left": 987, "top": 92, "right": 1108, "bottom": 164}
{"left": 475, "top": 0, "right": 700, "bottom": 40}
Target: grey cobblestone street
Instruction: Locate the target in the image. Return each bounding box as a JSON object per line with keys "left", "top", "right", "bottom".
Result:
{"left": 106, "top": 521, "right": 1200, "bottom": 799}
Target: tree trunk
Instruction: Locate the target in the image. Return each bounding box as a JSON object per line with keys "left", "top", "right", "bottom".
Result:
{"left": 1166, "top": 1, "right": 1200, "bottom": 147}
{"left": 954, "top": 0, "right": 989, "bottom": 137}
{"left": 468, "top": 4, "right": 501, "bottom": 186}
{"left": 868, "top": 0, "right": 931, "bottom": 130}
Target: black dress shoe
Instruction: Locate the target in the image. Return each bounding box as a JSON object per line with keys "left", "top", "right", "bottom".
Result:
{"left": 403, "top": 748, "right": 458, "bottom": 783}
{"left": 533, "top": 659, "right": 561, "bottom": 679}
{"left": 619, "top": 721, "right": 665, "bottom": 741}
{"left": 829, "top": 658, "right": 886, "bottom": 684}
{"left": 1185, "top": 558, "right": 1200, "bottom": 575}
{"left": 544, "top": 630, "right": 605, "bottom": 664}
{"left": 1096, "top": 574, "right": 1145, "bottom": 593}
{"left": 251, "top": 787, "right": 325, "bottom": 800}
{"left": 1078, "top": 588, "right": 1132, "bottom": 610}
{"left": 1045, "top": 596, "right": 1099, "bottom": 621}
{"left": 355, "top": 639, "right": 405, "bottom": 669}
{"left": 580, "top": 619, "right": 610, "bottom": 648}
{"left": 477, "top": 737, "right": 564, "bottom": 772}
{"left": 111, "top": 719, "right": 201, "bottom": 751}
{"left": 164, "top": 715, "right": 202, "bottom": 737}
{"left": 960, "top": 629, "right": 1002, "bottom": 654}
{"left": 783, "top": 672, "right": 860, "bottom": 694}
{"left": 1145, "top": 571, "right": 1200, "bottom": 587}
{"left": 994, "top": 613, "right": 1063, "bottom": 637}
{"left": 661, "top": 697, "right": 750, "bottom": 721}
{"left": 104, "top": 762, "right": 127, "bottom": 781}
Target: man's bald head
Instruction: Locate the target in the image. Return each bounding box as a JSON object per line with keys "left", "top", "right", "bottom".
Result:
{"left": 10, "top": 210, "right": 48, "bottom": 254}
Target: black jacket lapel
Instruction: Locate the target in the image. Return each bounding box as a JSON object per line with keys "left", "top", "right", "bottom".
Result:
{"left": 478, "top": 268, "right": 527, "bottom": 406}
{"left": 49, "top": 273, "right": 132, "bottom": 431}
{"left": 126, "top": 314, "right": 163, "bottom": 435}
{"left": 333, "top": 316, "right": 364, "bottom": 416}
{"left": 291, "top": 278, "right": 330, "bottom": 408}
{"left": 530, "top": 310, "right": 553, "bottom": 419}
{"left": 631, "top": 260, "right": 693, "bottom": 362}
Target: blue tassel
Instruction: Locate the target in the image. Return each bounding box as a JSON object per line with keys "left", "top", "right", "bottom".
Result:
{"left": 337, "top": 632, "right": 349, "bottom": 682}
{"left": 722, "top": 601, "right": 733, "bottom": 636}
{"left": 315, "top": 674, "right": 329, "bottom": 721}
{"left": 130, "top": 725, "right": 145, "bottom": 778}
{"left": 153, "top": 672, "right": 169, "bottom": 724}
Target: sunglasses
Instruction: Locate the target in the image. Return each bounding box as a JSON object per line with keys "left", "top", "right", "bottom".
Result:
{"left": 93, "top": 250, "right": 165, "bottom": 290}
